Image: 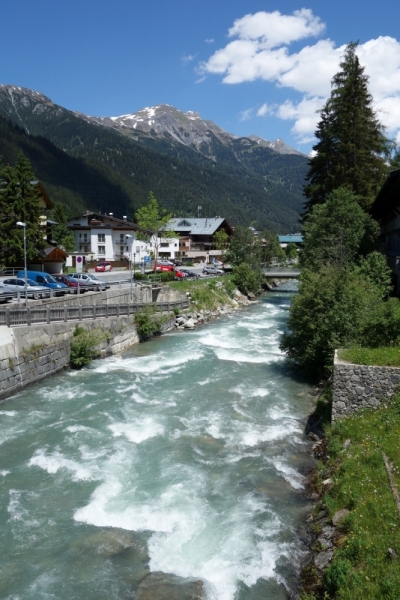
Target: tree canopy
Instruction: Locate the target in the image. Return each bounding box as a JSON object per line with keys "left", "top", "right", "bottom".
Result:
{"left": 300, "top": 187, "right": 378, "bottom": 271}
{"left": 0, "top": 153, "right": 45, "bottom": 266}
{"left": 135, "top": 192, "right": 174, "bottom": 263}
{"left": 303, "top": 43, "right": 388, "bottom": 216}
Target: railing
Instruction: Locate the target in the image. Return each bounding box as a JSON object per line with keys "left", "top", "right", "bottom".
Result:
{"left": 0, "top": 298, "right": 190, "bottom": 328}
{"left": 1, "top": 267, "right": 24, "bottom": 276}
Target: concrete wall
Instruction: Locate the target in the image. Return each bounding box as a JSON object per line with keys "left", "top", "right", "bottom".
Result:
{"left": 332, "top": 352, "right": 400, "bottom": 419}
{"left": 25, "top": 284, "right": 183, "bottom": 308}
{"left": 0, "top": 315, "right": 149, "bottom": 402}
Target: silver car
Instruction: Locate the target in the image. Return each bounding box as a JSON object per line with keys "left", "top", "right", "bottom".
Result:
{"left": 69, "top": 273, "right": 110, "bottom": 291}
{"left": 1, "top": 278, "right": 51, "bottom": 299}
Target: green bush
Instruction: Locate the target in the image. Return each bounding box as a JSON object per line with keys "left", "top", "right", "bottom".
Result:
{"left": 70, "top": 325, "right": 108, "bottom": 369}
{"left": 134, "top": 306, "right": 162, "bottom": 340}
{"left": 232, "top": 262, "right": 261, "bottom": 295}
{"left": 324, "top": 558, "right": 352, "bottom": 594}
{"left": 280, "top": 266, "right": 384, "bottom": 379}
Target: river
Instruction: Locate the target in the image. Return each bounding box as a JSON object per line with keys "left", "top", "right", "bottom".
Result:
{"left": 0, "top": 282, "right": 315, "bottom": 600}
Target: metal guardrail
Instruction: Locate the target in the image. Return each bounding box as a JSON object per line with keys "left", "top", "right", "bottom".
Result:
{"left": 0, "top": 299, "right": 190, "bottom": 328}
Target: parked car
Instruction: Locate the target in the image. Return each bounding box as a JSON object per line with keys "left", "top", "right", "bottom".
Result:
{"left": 158, "top": 260, "right": 175, "bottom": 266}
{"left": 52, "top": 274, "right": 89, "bottom": 293}
{"left": 1, "top": 278, "right": 51, "bottom": 299}
{"left": 16, "top": 270, "right": 68, "bottom": 295}
{"left": 212, "top": 260, "right": 224, "bottom": 267}
{"left": 173, "top": 269, "right": 188, "bottom": 280}
{"left": 171, "top": 259, "right": 183, "bottom": 266}
{"left": 180, "top": 269, "right": 200, "bottom": 279}
{"left": 69, "top": 273, "right": 110, "bottom": 291}
{"left": 153, "top": 264, "right": 174, "bottom": 272}
{"left": 0, "top": 289, "right": 16, "bottom": 303}
{"left": 202, "top": 266, "right": 224, "bottom": 275}
{"left": 95, "top": 261, "right": 112, "bottom": 272}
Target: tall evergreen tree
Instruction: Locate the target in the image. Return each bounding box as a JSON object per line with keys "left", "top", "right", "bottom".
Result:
{"left": 303, "top": 43, "right": 388, "bottom": 216}
{"left": 51, "top": 202, "right": 76, "bottom": 252}
{"left": 0, "top": 153, "right": 45, "bottom": 264}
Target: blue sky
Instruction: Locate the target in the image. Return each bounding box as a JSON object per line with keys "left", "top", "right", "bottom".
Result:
{"left": 1, "top": 0, "right": 400, "bottom": 154}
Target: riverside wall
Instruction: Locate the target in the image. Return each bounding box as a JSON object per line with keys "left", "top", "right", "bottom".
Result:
{"left": 332, "top": 351, "right": 400, "bottom": 420}
{"left": 28, "top": 283, "right": 179, "bottom": 307}
{"left": 0, "top": 284, "right": 183, "bottom": 402}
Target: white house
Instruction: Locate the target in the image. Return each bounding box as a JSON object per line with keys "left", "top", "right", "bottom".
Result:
{"left": 67, "top": 210, "right": 179, "bottom": 265}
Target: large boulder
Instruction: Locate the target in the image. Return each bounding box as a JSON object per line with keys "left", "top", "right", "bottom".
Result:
{"left": 137, "top": 572, "right": 204, "bottom": 600}
{"left": 184, "top": 318, "right": 196, "bottom": 329}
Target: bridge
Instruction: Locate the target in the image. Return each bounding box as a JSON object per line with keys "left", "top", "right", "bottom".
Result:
{"left": 264, "top": 270, "right": 300, "bottom": 278}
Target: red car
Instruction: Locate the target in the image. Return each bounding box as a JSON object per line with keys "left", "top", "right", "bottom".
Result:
{"left": 52, "top": 274, "right": 88, "bottom": 293}
{"left": 95, "top": 261, "right": 112, "bottom": 272}
{"left": 153, "top": 264, "right": 174, "bottom": 272}
{"left": 174, "top": 269, "right": 188, "bottom": 280}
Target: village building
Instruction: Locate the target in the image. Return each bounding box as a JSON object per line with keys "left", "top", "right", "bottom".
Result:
{"left": 66, "top": 210, "right": 180, "bottom": 267}
{"left": 165, "top": 217, "right": 233, "bottom": 262}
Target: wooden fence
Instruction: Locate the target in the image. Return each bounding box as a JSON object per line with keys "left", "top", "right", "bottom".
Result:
{"left": 0, "top": 298, "right": 189, "bottom": 328}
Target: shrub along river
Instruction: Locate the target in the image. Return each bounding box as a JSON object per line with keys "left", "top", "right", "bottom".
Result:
{"left": 0, "top": 282, "right": 316, "bottom": 600}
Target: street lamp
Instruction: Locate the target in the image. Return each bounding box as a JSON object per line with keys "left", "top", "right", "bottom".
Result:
{"left": 16, "top": 221, "right": 28, "bottom": 307}
{"left": 125, "top": 234, "right": 133, "bottom": 301}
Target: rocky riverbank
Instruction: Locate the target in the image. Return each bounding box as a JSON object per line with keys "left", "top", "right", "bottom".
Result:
{"left": 169, "top": 277, "right": 289, "bottom": 331}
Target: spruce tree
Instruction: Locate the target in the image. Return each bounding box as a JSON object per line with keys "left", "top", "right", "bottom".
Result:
{"left": 0, "top": 153, "right": 45, "bottom": 264}
{"left": 51, "top": 202, "right": 76, "bottom": 251}
{"left": 304, "top": 43, "right": 388, "bottom": 215}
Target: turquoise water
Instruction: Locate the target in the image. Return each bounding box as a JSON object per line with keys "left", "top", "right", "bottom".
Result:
{"left": 0, "top": 283, "right": 315, "bottom": 599}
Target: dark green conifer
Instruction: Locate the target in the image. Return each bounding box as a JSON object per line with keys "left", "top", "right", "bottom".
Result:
{"left": 304, "top": 43, "right": 388, "bottom": 215}
{"left": 0, "top": 153, "right": 45, "bottom": 264}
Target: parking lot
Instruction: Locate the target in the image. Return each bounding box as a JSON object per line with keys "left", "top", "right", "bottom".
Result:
{"left": 0, "top": 263, "right": 228, "bottom": 305}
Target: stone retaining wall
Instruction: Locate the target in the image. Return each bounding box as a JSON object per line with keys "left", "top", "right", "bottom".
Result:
{"left": 0, "top": 316, "right": 143, "bottom": 402}
{"left": 332, "top": 351, "right": 400, "bottom": 419}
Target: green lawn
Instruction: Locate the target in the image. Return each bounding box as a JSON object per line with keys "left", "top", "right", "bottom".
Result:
{"left": 338, "top": 347, "right": 400, "bottom": 367}
{"left": 307, "top": 394, "right": 400, "bottom": 599}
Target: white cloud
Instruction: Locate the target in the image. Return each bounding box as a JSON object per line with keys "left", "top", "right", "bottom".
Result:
{"left": 227, "top": 9, "right": 325, "bottom": 48}
{"left": 257, "top": 103, "right": 275, "bottom": 117}
{"left": 205, "top": 38, "right": 214, "bottom": 44}
{"left": 182, "top": 53, "right": 197, "bottom": 64}
{"left": 239, "top": 108, "right": 254, "bottom": 121}
{"left": 200, "top": 10, "right": 400, "bottom": 146}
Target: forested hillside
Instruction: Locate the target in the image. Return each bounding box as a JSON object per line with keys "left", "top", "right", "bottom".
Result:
{"left": 0, "top": 86, "right": 309, "bottom": 231}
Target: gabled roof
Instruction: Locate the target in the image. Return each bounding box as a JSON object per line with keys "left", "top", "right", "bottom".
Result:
{"left": 370, "top": 169, "right": 400, "bottom": 224}
{"left": 166, "top": 217, "right": 233, "bottom": 236}
{"left": 67, "top": 210, "right": 152, "bottom": 234}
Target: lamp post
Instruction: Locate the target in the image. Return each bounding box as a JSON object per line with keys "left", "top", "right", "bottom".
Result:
{"left": 16, "top": 221, "right": 28, "bottom": 307}
{"left": 125, "top": 234, "right": 133, "bottom": 301}
{"left": 133, "top": 252, "right": 136, "bottom": 281}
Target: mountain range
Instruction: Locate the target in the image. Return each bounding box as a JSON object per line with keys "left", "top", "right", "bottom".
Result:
{"left": 0, "top": 84, "right": 309, "bottom": 232}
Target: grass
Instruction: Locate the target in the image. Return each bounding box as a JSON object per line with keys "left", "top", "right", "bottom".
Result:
{"left": 338, "top": 346, "right": 400, "bottom": 367}
{"left": 168, "top": 275, "right": 236, "bottom": 311}
{"left": 309, "top": 393, "right": 400, "bottom": 599}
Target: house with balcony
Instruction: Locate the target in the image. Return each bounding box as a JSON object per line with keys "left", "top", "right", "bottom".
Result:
{"left": 66, "top": 210, "right": 182, "bottom": 266}
{"left": 67, "top": 211, "right": 152, "bottom": 264}
{"left": 165, "top": 217, "right": 233, "bottom": 261}
{"left": 370, "top": 168, "right": 400, "bottom": 293}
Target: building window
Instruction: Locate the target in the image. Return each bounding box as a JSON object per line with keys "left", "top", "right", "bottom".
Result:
{"left": 160, "top": 243, "right": 169, "bottom": 248}
{"left": 136, "top": 246, "right": 140, "bottom": 253}
{"left": 98, "top": 234, "right": 105, "bottom": 243}
{"left": 121, "top": 246, "right": 125, "bottom": 255}
{"left": 79, "top": 233, "right": 88, "bottom": 242}
{"left": 118, "top": 234, "right": 125, "bottom": 243}
{"left": 98, "top": 246, "right": 105, "bottom": 255}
